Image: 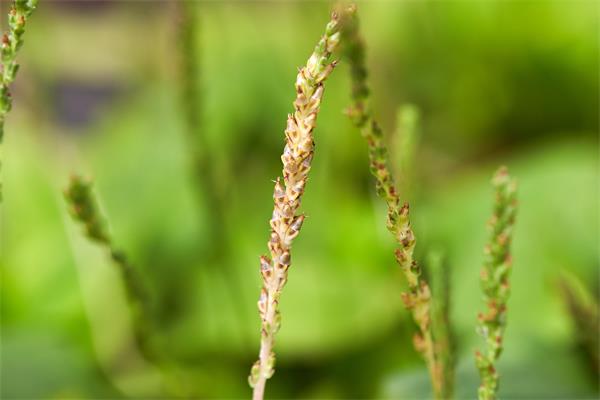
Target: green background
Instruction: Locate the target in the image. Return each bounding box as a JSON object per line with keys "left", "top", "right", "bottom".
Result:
{"left": 1, "top": 0, "right": 598, "bottom": 398}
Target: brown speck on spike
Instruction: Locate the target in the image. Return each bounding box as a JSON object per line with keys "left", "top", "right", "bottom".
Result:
{"left": 497, "top": 233, "right": 508, "bottom": 246}
{"left": 483, "top": 244, "right": 492, "bottom": 255}
{"left": 413, "top": 333, "right": 426, "bottom": 353}
{"left": 400, "top": 292, "right": 414, "bottom": 309}
{"left": 399, "top": 203, "right": 410, "bottom": 217}
{"left": 477, "top": 312, "right": 485, "bottom": 322}
{"left": 260, "top": 256, "right": 271, "bottom": 271}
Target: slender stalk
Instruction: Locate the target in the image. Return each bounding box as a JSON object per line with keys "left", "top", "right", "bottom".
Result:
{"left": 248, "top": 9, "right": 348, "bottom": 400}
{"left": 475, "top": 166, "right": 518, "bottom": 400}
{"left": 173, "top": 0, "right": 252, "bottom": 343}
{"left": 64, "top": 176, "right": 155, "bottom": 361}
{"left": 175, "top": 1, "right": 227, "bottom": 249}
{"left": 428, "top": 251, "right": 455, "bottom": 399}
{"left": 175, "top": 0, "right": 222, "bottom": 231}
{"left": 0, "top": 0, "right": 37, "bottom": 199}
{"left": 340, "top": 7, "right": 442, "bottom": 397}
{"left": 66, "top": 176, "right": 189, "bottom": 396}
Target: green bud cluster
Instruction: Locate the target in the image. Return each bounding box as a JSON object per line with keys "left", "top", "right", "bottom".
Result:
{"left": 1, "top": 0, "right": 37, "bottom": 139}
{"left": 0, "top": 0, "right": 37, "bottom": 201}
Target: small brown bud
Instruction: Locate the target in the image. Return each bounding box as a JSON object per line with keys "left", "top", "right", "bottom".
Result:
{"left": 278, "top": 251, "right": 291, "bottom": 268}
{"left": 399, "top": 202, "right": 410, "bottom": 217}
{"left": 273, "top": 178, "right": 285, "bottom": 202}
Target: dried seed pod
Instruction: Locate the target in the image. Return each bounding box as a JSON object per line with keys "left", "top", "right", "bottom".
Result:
{"left": 260, "top": 260, "right": 273, "bottom": 288}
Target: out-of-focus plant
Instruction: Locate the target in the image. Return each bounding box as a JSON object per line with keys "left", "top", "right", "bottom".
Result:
{"left": 428, "top": 251, "right": 455, "bottom": 399}
{"left": 64, "top": 176, "right": 155, "bottom": 361}
{"left": 341, "top": 6, "right": 445, "bottom": 398}
{"left": 65, "top": 176, "right": 188, "bottom": 396}
{"left": 248, "top": 8, "right": 349, "bottom": 400}
{"left": 0, "top": 0, "right": 37, "bottom": 199}
{"left": 475, "top": 166, "right": 518, "bottom": 400}
{"left": 176, "top": 0, "right": 201, "bottom": 154}
{"left": 175, "top": 0, "right": 221, "bottom": 229}
{"left": 0, "top": 0, "right": 36, "bottom": 137}
{"left": 558, "top": 272, "right": 599, "bottom": 375}
{"left": 393, "top": 104, "right": 420, "bottom": 197}
{"left": 173, "top": 2, "right": 250, "bottom": 333}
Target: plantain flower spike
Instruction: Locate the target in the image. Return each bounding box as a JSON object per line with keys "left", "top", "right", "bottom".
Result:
{"left": 248, "top": 7, "right": 354, "bottom": 400}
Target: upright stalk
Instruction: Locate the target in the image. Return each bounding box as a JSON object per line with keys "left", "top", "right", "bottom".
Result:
{"left": 340, "top": 7, "right": 443, "bottom": 397}
{"left": 175, "top": 1, "right": 227, "bottom": 249}
{"left": 248, "top": 9, "right": 349, "bottom": 400}
{"left": 1, "top": 0, "right": 37, "bottom": 199}
{"left": 175, "top": 0, "right": 221, "bottom": 231}
{"left": 428, "top": 251, "right": 455, "bottom": 399}
{"left": 173, "top": 0, "right": 252, "bottom": 341}
{"left": 475, "top": 166, "right": 518, "bottom": 400}
{"left": 343, "top": 5, "right": 441, "bottom": 398}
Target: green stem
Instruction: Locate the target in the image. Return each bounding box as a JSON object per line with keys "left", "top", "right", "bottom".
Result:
{"left": 428, "top": 251, "right": 455, "bottom": 399}
{"left": 173, "top": 1, "right": 252, "bottom": 344}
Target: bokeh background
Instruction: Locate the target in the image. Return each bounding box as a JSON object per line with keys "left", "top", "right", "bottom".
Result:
{"left": 1, "top": 0, "right": 598, "bottom": 398}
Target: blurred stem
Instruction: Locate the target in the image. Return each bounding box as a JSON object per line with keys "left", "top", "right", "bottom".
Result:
{"left": 558, "top": 272, "right": 600, "bottom": 375}
{"left": 65, "top": 176, "right": 189, "bottom": 395}
{"left": 0, "top": 0, "right": 38, "bottom": 200}
{"left": 393, "top": 104, "right": 420, "bottom": 199}
{"left": 340, "top": 6, "right": 442, "bottom": 397}
{"left": 174, "top": 1, "right": 251, "bottom": 341}
{"left": 64, "top": 176, "right": 157, "bottom": 361}
{"left": 176, "top": 0, "right": 224, "bottom": 243}
{"left": 475, "top": 166, "right": 518, "bottom": 400}
{"left": 427, "top": 251, "right": 455, "bottom": 399}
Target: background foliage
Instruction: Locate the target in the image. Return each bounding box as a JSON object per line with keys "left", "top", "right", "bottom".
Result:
{"left": 1, "top": 0, "right": 598, "bottom": 398}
